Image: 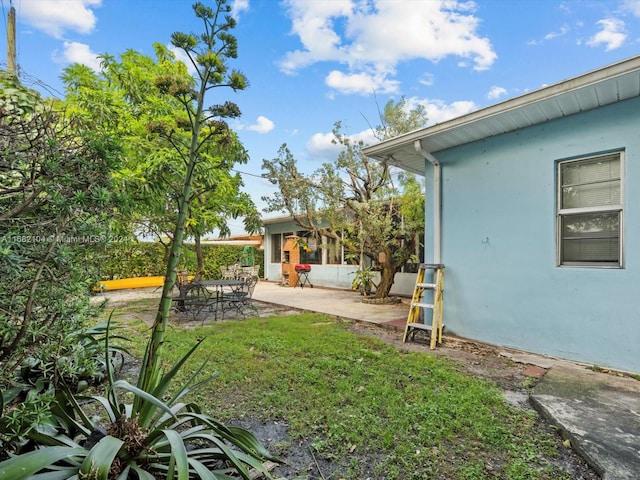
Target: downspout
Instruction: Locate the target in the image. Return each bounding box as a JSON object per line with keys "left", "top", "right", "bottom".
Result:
{"left": 414, "top": 140, "right": 442, "bottom": 264}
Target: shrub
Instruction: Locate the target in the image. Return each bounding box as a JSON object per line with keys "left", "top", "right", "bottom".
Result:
{"left": 0, "top": 321, "right": 129, "bottom": 458}
{"left": 100, "top": 242, "right": 264, "bottom": 280}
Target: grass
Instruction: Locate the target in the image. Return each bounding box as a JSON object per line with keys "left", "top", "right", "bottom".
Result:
{"left": 106, "top": 306, "right": 576, "bottom": 479}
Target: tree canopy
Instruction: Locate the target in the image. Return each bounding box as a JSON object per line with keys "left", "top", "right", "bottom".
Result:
{"left": 61, "top": 42, "right": 260, "bottom": 275}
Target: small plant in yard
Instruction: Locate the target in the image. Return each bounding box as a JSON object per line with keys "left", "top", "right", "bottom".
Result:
{"left": 350, "top": 267, "right": 377, "bottom": 296}
{"left": 0, "top": 321, "right": 129, "bottom": 456}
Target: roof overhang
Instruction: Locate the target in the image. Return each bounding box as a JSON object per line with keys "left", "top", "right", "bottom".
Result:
{"left": 363, "top": 55, "right": 640, "bottom": 175}
{"left": 201, "top": 240, "right": 262, "bottom": 247}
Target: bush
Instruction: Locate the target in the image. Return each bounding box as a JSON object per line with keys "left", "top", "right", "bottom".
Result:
{"left": 100, "top": 242, "right": 264, "bottom": 279}
{"left": 0, "top": 334, "right": 279, "bottom": 478}
{"left": 0, "top": 70, "right": 122, "bottom": 411}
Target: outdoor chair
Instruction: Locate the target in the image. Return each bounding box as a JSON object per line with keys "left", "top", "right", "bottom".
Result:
{"left": 171, "top": 271, "right": 218, "bottom": 323}
{"left": 221, "top": 275, "right": 259, "bottom": 319}
{"left": 221, "top": 265, "right": 238, "bottom": 280}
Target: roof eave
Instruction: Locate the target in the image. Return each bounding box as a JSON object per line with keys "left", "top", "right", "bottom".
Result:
{"left": 363, "top": 55, "right": 640, "bottom": 161}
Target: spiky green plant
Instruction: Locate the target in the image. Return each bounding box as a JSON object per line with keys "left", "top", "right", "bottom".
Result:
{"left": 0, "top": 327, "right": 279, "bottom": 479}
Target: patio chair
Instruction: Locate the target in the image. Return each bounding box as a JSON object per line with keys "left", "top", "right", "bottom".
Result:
{"left": 221, "top": 275, "right": 259, "bottom": 319}
{"left": 221, "top": 266, "right": 236, "bottom": 280}
{"left": 172, "top": 271, "right": 218, "bottom": 323}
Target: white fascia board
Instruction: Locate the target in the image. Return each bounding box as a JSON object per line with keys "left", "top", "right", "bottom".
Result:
{"left": 363, "top": 55, "right": 640, "bottom": 160}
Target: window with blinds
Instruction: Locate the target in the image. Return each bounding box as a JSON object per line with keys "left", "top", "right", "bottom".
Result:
{"left": 557, "top": 152, "right": 623, "bottom": 267}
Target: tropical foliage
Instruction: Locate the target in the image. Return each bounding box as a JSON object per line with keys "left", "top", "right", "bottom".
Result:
{"left": 0, "top": 331, "right": 277, "bottom": 479}
{"left": 0, "top": 68, "right": 122, "bottom": 454}
{"left": 61, "top": 34, "right": 260, "bottom": 278}
{"left": 0, "top": 1, "right": 278, "bottom": 478}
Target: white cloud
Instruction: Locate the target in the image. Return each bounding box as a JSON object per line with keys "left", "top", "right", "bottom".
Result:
{"left": 232, "top": 0, "right": 250, "bottom": 20}
{"left": 325, "top": 69, "right": 400, "bottom": 95}
{"left": 20, "top": 0, "right": 101, "bottom": 39}
{"left": 307, "top": 97, "right": 477, "bottom": 159}
{"left": 306, "top": 131, "right": 341, "bottom": 158}
{"left": 306, "top": 128, "right": 378, "bottom": 159}
{"left": 544, "top": 25, "right": 570, "bottom": 41}
{"left": 527, "top": 25, "right": 570, "bottom": 47}
{"left": 487, "top": 86, "right": 507, "bottom": 100}
{"left": 247, "top": 116, "right": 275, "bottom": 133}
{"left": 419, "top": 73, "right": 435, "bottom": 87}
{"left": 279, "top": 0, "right": 496, "bottom": 95}
{"left": 54, "top": 41, "right": 101, "bottom": 70}
{"left": 622, "top": 0, "right": 640, "bottom": 17}
{"left": 169, "top": 46, "right": 198, "bottom": 76}
{"left": 587, "top": 18, "right": 627, "bottom": 51}
{"left": 417, "top": 98, "right": 478, "bottom": 125}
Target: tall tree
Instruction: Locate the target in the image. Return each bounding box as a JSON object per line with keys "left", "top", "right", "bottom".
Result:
{"left": 62, "top": 45, "right": 259, "bottom": 272}
{"left": 138, "top": 0, "right": 249, "bottom": 393}
{"left": 262, "top": 97, "right": 427, "bottom": 298}
{"left": 61, "top": 1, "right": 256, "bottom": 390}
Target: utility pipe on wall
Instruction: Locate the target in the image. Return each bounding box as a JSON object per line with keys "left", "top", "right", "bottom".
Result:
{"left": 414, "top": 140, "right": 442, "bottom": 264}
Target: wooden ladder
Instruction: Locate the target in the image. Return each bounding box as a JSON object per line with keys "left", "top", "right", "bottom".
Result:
{"left": 403, "top": 264, "right": 445, "bottom": 349}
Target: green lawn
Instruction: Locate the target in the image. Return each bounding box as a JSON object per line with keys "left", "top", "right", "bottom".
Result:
{"left": 110, "top": 304, "right": 577, "bottom": 479}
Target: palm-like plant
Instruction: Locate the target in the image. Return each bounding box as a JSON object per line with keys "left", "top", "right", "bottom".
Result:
{"left": 0, "top": 333, "right": 279, "bottom": 479}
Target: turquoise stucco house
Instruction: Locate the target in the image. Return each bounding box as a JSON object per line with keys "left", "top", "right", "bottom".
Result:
{"left": 363, "top": 55, "right": 640, "bottom": 373}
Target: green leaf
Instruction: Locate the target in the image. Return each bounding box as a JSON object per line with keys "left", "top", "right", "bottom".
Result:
{"left": 30, "top": 469, "right": 79, "bottom": 480}
{"left": 185, "top": 458, "right": 217, "bottom": 479}
{"left": 88, "top": 395, "right": 118, "bottom": 423}
{"left": 0, "top": 446, "right": 85, "bottom": 478}
{"left": 129, "top": 464, "right": 157, "bottom": 480}
{"left": 112, "top": 379, "right": 177, "bottom": 427}
{"left": 79, "top": 436, "right": 124, "bottom": 479}
{"left": 179, "top": 431, "right": 251, "bottom": 479}
{"left": 162, "top": 429, "right": 189, "bottom": 480}
{"left": 116, "top": 464, "right": 131, "bottom": 480}
{"left": 150, "top": 339, "right": 205, "bottom": 401}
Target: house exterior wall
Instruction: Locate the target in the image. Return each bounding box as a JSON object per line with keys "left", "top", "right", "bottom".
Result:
{"left": 424, "top": 96, "right": 640, "bottom": 372}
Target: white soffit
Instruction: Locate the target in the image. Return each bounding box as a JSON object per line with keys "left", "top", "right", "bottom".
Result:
{"left": 363, "top": 55, "right": 640, "bottom": 175}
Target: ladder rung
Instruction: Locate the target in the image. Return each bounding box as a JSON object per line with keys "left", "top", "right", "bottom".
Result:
{"left": 407, "top": 322, "right": 432, "bottom": 331}
{"left": 412, "top": 302, "right": 434, "bottom": 309}
{"left": 419, "top": 263, "right": 444, "bottom": 270}
{"left": 416, "top": 282, "right": 437, "bottom": 289}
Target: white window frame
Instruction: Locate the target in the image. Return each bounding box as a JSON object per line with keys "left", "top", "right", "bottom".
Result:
{"left": 556, "top": 151, "right": 624, "bottom": 268}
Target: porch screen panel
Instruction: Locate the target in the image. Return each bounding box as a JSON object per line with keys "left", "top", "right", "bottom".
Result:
{"left": 271, "top": 234, "right": 282, "bottom": 263}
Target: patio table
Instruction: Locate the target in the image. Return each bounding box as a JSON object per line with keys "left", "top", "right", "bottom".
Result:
{"left": 171, "top": 281, "right": 219, "bottom": 322}
{"left": 196, "top": 278, "right": 258, "bottom": 319}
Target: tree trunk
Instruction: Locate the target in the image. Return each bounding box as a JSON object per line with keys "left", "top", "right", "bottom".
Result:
{"left": 194, "top": 232, "right": 204, "bottom": 281}
{"left": 374, "top": 256, "right": 395, "bottom": 298}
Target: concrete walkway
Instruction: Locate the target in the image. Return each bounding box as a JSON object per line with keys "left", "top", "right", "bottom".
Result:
{"left": 253, "top": 281, "right": 640, "bottom": 480}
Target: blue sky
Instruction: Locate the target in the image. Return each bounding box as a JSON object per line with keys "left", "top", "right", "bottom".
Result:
{"left": 2, "top": 0, "right": 640, "bottom": 235}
